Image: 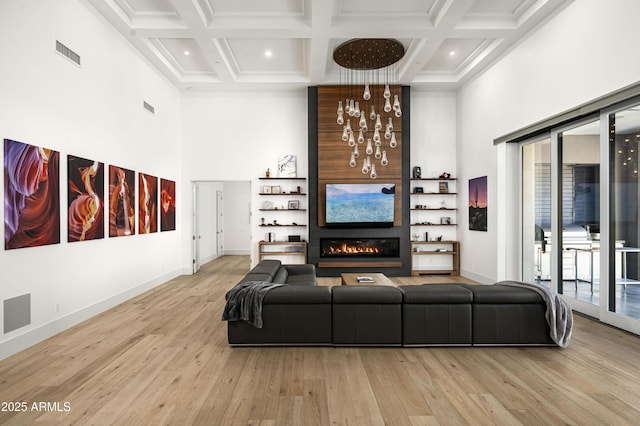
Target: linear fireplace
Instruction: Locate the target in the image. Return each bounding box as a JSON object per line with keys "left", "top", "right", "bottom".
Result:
{"left": 320, "top": 238, "right": 400, "bottom": 258}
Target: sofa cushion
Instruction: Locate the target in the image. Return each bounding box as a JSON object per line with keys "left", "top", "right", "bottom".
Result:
{"left": 272, "top": 268, "right": 289, "bottom": 284}
{"left": 263, "top": 285, "right": 332, "bottom": 304}
{"left": 400, "top": 284, "right": 473, "bottom": 304}
{"left": 332, "top": 286, "right": 402, "bottom": 304}
{"left": 460, "top": 284, "right": 544, "bottom": 304}
{"left": 249, "top": 260, "right": 282, "bottom": 278}
{"left": 285, "top": 274, "right": 317, "bottom": 286}
{"left": 239, "top": 273, "right": 274, "bottom": 283}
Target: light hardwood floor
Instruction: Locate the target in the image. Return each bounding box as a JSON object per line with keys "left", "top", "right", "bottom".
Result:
{"left": 1, "top": 255, "right": 640, "bottom": 425}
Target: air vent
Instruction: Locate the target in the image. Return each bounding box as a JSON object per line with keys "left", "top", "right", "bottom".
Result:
{"left": 143, "top": 101, "right": 155, "bottom": 114}
{"left": 55, "top": 40, "right": 81, "bottom": 66}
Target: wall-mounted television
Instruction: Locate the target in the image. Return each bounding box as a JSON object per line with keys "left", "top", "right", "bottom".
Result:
{"left": 325, "top": 183, "right": 395, "bottom": 228}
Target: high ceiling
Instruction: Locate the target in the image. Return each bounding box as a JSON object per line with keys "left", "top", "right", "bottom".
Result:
{"left": 86, "top": 0, "right": 573, "bottom": 92}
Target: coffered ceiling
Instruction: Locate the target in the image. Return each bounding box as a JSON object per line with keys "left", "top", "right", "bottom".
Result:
{"left": 86, "top": 0, "right": 573, "bottom": 91}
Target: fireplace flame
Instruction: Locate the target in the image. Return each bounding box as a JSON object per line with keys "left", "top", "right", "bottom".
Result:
{"left": 324, "top": 242, "right": 381, "bottom": 255}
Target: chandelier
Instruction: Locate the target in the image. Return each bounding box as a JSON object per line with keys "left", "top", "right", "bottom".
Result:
{"left": 333, "top": 39, "right": 405, "bottom": 179}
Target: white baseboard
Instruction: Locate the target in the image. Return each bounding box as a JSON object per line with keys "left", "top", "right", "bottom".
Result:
{"left": 460, "top": 269, "right": 495, "bottom": 285}
{"left": 0, "top": 270, "right": 181, "bottom": 361}
{"left": 222, "top": 249, "right": 250, "bottom": 255}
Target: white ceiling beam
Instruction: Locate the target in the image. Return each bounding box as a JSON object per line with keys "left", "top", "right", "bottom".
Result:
{"left": 307, "top": 0, "right": 335, "bottom": 84}
{"left": 400, "top": 0, "right": 475, "bottom": 84}
{"left": 167, "top": 0, "right": 235, "bottom": 83}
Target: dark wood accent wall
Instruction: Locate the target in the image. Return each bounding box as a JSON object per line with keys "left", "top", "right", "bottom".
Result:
{"left": 317, "top": 85, "right": 403, "bottom": 227}
{"left": 308, "top": 86, "right": 411, "bottom": 276}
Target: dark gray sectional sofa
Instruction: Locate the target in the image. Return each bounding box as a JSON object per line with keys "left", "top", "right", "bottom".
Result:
{"left": 225, "top": 260, "right": 557, "bottom": 347}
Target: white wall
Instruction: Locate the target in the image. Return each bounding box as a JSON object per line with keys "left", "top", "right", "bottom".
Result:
{"left": 457, "top": 0, "right": 640, "bottom": 282}
{"left": 0, "top": 0, "right": 182, "bottom": 359}
{"left": 180, "top": 91, "right": 308, "bottom": 269}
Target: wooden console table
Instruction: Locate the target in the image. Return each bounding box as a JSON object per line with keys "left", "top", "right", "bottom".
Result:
{"left": 258, "top": 241, "right": 307, "bottom": 263}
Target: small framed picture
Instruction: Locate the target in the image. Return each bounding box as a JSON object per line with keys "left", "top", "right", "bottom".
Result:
{"left": 271, "top": 185, "right": 281, "bottom": 194}
{"left": 439, "top": 182, "right": 449, "bottom": 193}
{"left": 262, "top": 201, "right": 273, "bottom": 210}
{"left": 414, "top": 187, "right": 424, "bottom": 193}
{"left": 441, "top": 217, "right": 451, "bottom": 225}
{"left": 262, "top": 185, "right": 272, "bottom": 194}
{"left": 288, "top": 200, "right": 299, "bottom": 210}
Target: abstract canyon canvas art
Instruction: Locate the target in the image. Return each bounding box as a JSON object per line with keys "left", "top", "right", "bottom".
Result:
{"left": 108, "top": 165, "right": 135, "bottom": 237}
{"left": 68, "top": 155, "right": 104, "bottom": 242}
{"left": 138, "top": 173, "right": 158, "bottom": 234}
{"left": 160, "top": 178, "right": 176, "bottom": 231}
{"left": 4, "top": 139, "right": 60, "bottom": 249}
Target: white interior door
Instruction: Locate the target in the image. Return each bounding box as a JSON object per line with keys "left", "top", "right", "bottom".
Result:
{"left": 192, "top": 183, "right": 200, "bottom": 273}
{"left": 216, "top": 190, "right": 224, "bottom": 257}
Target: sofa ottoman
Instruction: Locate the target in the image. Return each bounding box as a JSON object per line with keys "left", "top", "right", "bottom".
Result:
{"left": 332, "top": 285, "right": 403, "bottom": 346}
{"left": 459, "top": 284, "right": 555, "bottom": 346}
{"left": 400, "top": 284, "right": 473, "bottom": 346}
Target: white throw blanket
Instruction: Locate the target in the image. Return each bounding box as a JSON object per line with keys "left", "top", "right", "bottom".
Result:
{"left": 496, "top": 280, "right": 573, "bottom": 348}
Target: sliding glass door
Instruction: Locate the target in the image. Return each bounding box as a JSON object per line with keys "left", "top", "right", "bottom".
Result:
{"left": 559, "top": 120, "right": 600, "bottom": 307}
{"left": 519, "top": 100, "right": 640, "bottom": 334}
{"left": 609, "top": 105, "right": 640, "bottom": 321}
{"left": 522, "top": 137, "right": 551, "bottom": 285}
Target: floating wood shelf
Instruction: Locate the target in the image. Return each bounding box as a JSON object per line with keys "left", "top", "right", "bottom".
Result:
{"left": 259, "top": 177, "right": 307, "bottom": 180}
{"left": 410, "top": 178, "right": 457, "bottom": 181}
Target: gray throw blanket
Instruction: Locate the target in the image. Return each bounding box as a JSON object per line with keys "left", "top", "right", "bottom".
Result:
{"left": 496, "top": 280, "right": 573, "bottom": 348}
{"left": 221, "top": 281, "right": 286, "bottom": 328}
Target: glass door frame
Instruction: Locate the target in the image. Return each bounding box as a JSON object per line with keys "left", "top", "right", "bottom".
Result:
{"left": 514, "top": 98, "right": 640, "bottom": 336}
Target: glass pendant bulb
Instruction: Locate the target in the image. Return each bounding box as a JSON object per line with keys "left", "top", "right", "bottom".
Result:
{"left": 345, "top": 119, "right": 352, "bottom": 133}
{"left": 370, "top": 105, "right": 376, "bottom": 121}
{"left": 353, "top": 144, "right": 359, "bottom": 158}
{"left": 375, "top": 145, "right": 382, "bottom": 159}
{"left": 348, "top": 132, "right": 356, "bottom": 147}
{"left": 384, "top": 96, "right": 392, "bottom": 113}
{"left": 354, "top": 101, "right": 360, "bottom": 117}
{"left": 395, "top": 107, "right": 402, "bottom": 118}
{"left": 384, "top": 125, "right": 391, "bottom": 140}
{"left": 375, "top": 114, "right": 382, "bottom": 130}
{"left": 381, "top": 150, "right": 388, "bottom": 166}
{"left": 392, "top": 95, "right": 400, "bottom": 111}
{"left": 349, "top": 152, "right": 357, "bottom": 167}
{"left": 342, "top": 126, "right": 349, "bottom": 142}
{"left": 349, "top": 99, "right": 355, "bottom": 116}
{"left": 373, "top": 128, "right": 381, "bottom": 144}
{"left": 370, "top": 163, "right": 377, "bottom": 179}
{"left": 365, "top": 138, "right": 373, "bottom": 155}
{"left": 363, "top": 84, "right": 371, "bottom": 100}
{"left": 361, "top": 157, "right": 369, "bottom": 174}
{"left": 337, "top": 112, "right": 344, "bottom": 125}
{"left": 383, "top": 84, "right": 391, "bottom": 99}
{"left": 358, "top": 128, "right": 365, "bottom": 144}
{"left": 390, "top": 132, "right": 397, "bottom": 148}
{"left": 359, "top": 111, "right": 367, "bottom": 129}
{"left": 387, "top": 117, "right": 394, "bottom": 132}
{"left": 338, "top": 100, "right": 344, "bottom": 114}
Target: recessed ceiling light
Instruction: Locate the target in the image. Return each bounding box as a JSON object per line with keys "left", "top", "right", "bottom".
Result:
{"left": 449, "top": 50, "right": 456, "bottom": 56}
{"left": 264, "top": 50, "right": 273, "bottom": 58}
{"left": 184, "top": 50, "right": 190, "bottom": 56}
